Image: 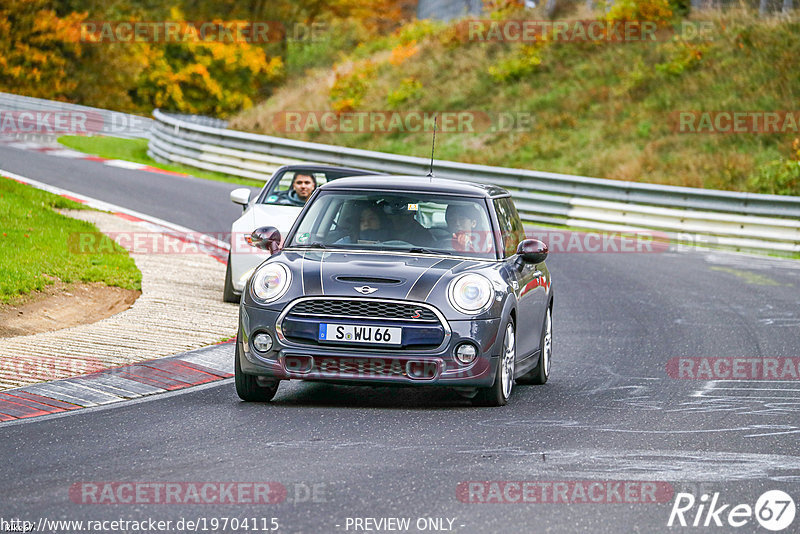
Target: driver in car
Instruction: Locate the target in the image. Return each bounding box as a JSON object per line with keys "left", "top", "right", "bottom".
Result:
{"left": 279, "top": 173, "right": 317, "bottom": 205}
{"left": 335, "top": 204, "right": 388, "bottom": 244}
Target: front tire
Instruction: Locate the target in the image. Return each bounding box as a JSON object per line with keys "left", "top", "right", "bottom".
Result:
{"left": 223, "top": 252, "right": 240, "bottom": 303}
{"left": 518, "top": 307, "right": 551, "bottom": 385}
{"left": 473, "top": 320, "right": 515, "bottom": 407}
{"left": 235, "top": 336, "right": 279, "bottom": 402}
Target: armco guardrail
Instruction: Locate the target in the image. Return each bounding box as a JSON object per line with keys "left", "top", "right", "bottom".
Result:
{"left": 0, "top": 92, "right": 153, "bottom": 139}
{"left": 149, "top": 109, "right": 800, "bottom": 254}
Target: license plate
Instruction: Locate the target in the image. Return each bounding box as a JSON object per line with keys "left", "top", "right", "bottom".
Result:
{"left": 318, "top": 324, "right": 402, "bottom": 345}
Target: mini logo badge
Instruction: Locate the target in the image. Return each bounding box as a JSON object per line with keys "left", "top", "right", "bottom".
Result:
{"left": 354, "top": 285, "right": 378, "bottom": 295}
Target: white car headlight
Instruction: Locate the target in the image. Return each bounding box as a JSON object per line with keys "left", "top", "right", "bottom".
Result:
{"left": 448, "top": 273, "right": 494, "bottom": 315}
{"left": 251, "top": 263, "right": 291, "bottom": 303}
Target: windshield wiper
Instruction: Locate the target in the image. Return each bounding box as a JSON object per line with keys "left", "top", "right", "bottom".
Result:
{"left": 407, "top": 247, "right": 450, "bottom": 255}
{"left": 296, "top": 242, "right": 328, "bottom": 249}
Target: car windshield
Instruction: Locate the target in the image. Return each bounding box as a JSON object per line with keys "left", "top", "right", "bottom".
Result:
{"left": 288, "top": 190, "right": 498, "bottom": 258}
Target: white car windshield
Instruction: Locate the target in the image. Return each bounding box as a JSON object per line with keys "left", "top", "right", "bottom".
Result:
{"left": 289, "top": 191, "right": 498, "bottom": 258}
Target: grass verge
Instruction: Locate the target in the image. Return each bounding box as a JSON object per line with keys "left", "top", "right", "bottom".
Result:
{"left": 57, "top": 135, "right": 263, "bottom": 186}
{"left": 0, "top": 176, "right": 142, "bottom": 304}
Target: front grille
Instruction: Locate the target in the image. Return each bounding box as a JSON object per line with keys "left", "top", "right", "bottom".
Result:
{"left": 288, "top": 299, "right": 438, "bottom": 322}
{"left": 281, "top": 298, "right": 446, "bottom": 350}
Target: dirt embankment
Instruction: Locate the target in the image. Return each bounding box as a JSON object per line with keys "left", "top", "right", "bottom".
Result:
{"left": 0, "top": 281, "right": 140, "bottom": 338}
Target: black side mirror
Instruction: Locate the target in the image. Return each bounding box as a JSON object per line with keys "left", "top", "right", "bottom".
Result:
{"left": 247, "top": 226, "right": 282, "bottom": 254}
{"left": 517, "top": 239, "right": 548, "bottom": 264}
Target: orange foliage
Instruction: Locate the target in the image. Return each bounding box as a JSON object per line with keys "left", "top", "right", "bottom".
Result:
{"left": 606, "top": 0, "right": 674, "bottom": 27}
{"left": 133, "top": 36, "right": 284, "bottom": 116}
{"left": 0, "top": 0, "right": 87, "bottom": 99}
{"left": 389, "top": 41, "right": 419, "bottom": 66}
{"left": 328, "top": 0, "right": 416, "bottom": 34}
{"left": 1, "top": 2, "right": 286, "bottom": 117}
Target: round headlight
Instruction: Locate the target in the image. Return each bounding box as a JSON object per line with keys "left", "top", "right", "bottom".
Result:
{"left": 448, "top": 273, "right": 494, "bottom": 315}
{"left": 251, "top": 263, "right": 291, "bottom": 303}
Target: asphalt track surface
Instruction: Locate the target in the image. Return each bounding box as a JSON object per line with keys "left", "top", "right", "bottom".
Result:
{"left": 2, "top": 144, "right": 800, "bottom": 533}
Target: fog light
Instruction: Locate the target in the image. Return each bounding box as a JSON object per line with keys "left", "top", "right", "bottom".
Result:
{"left": 454, "top": 343, "right": 478, "bottom": 365}
{"left": 253, "top": 332, "right": 273, "bottom": 352}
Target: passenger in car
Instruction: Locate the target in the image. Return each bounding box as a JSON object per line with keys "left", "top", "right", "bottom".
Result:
{"left": 446, "top": 204, "right": 484, "bottom": 252}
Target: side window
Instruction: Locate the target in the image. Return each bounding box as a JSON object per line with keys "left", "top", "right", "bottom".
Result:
{"left": 507, "top": 199, "right": 525, "bottom": 251}
{"left": 493, "top": 197, "right": 524, "bottom": 258}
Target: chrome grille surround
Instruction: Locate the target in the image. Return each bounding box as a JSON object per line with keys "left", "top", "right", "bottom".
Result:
{"left": 276, "top": 296, "right": 451, "bottom": 353}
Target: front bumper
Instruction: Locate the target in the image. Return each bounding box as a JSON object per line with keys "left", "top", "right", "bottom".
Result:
{"left": 238, "top": 302, "right": 502, "bottom": 387}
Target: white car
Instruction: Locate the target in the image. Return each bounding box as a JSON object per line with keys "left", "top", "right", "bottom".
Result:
{"left": 224, "top": 164, "right": 384, "bottom": 302}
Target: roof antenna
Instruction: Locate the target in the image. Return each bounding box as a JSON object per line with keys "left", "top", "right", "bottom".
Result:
{"left": 427, "top": 114, "right": 437, "bottom": 179}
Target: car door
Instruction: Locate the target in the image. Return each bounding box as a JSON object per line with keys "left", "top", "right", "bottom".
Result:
{"left": 494, "top": 196, "right": 546, "bottom": 362}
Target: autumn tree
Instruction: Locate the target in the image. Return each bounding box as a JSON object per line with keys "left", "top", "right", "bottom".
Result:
{"left": 0, "top": 0, "right": 85, "bottom": 100}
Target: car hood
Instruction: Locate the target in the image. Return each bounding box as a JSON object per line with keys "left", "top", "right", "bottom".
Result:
{"left": 280, "top": 249, "right": 486, "bottom": 301}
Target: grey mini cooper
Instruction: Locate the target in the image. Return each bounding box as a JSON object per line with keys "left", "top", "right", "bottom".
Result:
{"left": 235, "top": 175, "right": 553, "bottom": 406}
